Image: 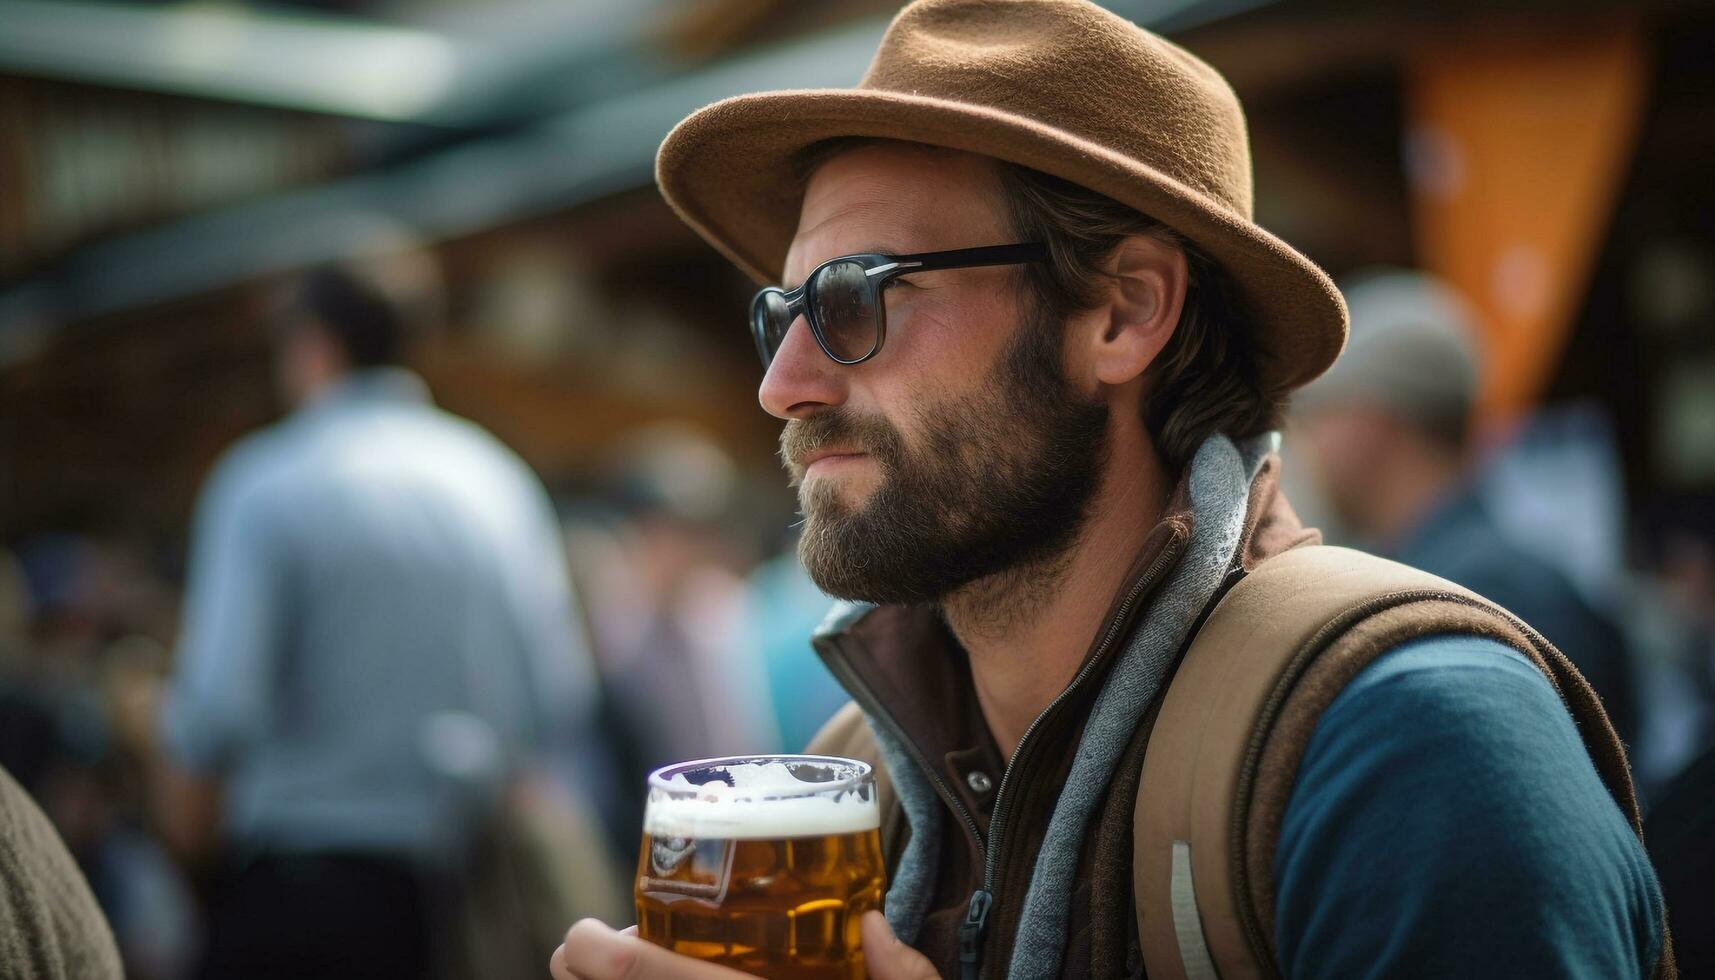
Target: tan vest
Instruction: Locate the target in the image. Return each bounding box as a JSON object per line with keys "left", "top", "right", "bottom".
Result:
{"left": 809, "top": 546, "right": 1676, "bottom": 979}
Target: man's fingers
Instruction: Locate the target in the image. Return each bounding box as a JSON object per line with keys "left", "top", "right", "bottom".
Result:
{"left": 550, "top": 942, "right": 573, "bottom": 980}
{"left": 551, "top": 915, "right": 928, "bottom": 980}
{"left": 861, "top": 911, "right": 942, "bottom": 980}
{"left": 551, "top": 920, "right": 641, "bottom": 980}
{"left": 551, "top": 919, "right": 758, "bottom": 980}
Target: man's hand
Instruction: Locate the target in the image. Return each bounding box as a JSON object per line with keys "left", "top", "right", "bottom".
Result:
{"left": 550, "top": 922, "right": 745, "bottom": 980}
{"left": 550, "top": 912, "right": 940, "bottom": 979}
{"left": 858, "top": 911, "right": 941, "bottom": 979}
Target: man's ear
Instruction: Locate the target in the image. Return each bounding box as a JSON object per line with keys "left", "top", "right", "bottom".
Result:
{"left": 1086, "top": 232, "right": 1187, "bottom": 387}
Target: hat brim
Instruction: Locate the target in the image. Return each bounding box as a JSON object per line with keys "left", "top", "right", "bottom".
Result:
{"left": 656, "top": 88, "right": 1347, "bottom": 391}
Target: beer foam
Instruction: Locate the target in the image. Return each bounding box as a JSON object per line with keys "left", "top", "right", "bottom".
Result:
{"left": 644, "top": 763, "right": 879, "bottom": 840}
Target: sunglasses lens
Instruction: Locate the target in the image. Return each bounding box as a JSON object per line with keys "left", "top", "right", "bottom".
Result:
{"left": 752, "top": 291, "right": 792, "bottom": 367}
{"left": 808, "top": 260, "right": 881, "bottom": 363}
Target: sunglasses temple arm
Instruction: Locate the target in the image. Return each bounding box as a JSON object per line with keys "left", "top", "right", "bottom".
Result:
{"left": 895, "top": 243, "right": 1047, "bottom": 271}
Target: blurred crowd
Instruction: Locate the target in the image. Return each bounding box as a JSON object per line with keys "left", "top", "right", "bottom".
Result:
{"left": 2, "top": 256, "right": 1712, "bottom": 977}
{"left": 0, "top": 419, "right": 853, "bottom": 980}
{"left": 0, "top": 251, "right": 855, "bottom": 979}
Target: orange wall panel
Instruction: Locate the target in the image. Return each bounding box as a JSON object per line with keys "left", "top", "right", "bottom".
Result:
{"left": 1407, "top": 22, "right": 1648, "bottom": 423}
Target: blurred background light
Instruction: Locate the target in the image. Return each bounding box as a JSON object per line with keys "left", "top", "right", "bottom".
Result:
{"left": 0, "top": 0, "right": 464, "bottom": 121}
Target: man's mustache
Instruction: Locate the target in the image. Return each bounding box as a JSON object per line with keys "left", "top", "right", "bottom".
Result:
{"left": 779, "top": 410, "right": 900, "bottom": 486}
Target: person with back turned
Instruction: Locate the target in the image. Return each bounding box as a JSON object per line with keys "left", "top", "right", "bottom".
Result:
{"left": 159, "top": 244, "right": 596, "bottom": 979}
{"left": 550, "top": 1, "right": 1672, "bottom": 977}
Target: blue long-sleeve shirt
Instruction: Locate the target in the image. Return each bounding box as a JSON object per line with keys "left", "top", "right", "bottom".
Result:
{"left": 161, "top": 369, "right": 595, "bottom": 861}
{"left": 1275, "top": 634, "right": 1664, "bottom": 978}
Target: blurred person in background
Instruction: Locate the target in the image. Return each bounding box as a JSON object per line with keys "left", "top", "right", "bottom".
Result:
{"left": 156, "top": 242, "right": 598, "bottom": 980}
{"left": 0, "top": 550, "right": 29, "bottom": 664}
{"left": 1648, "top": 739, "right": 1714, "bottom": 980}
{"left": 0, "top": 678, "right": 146, "bottom": 980}
{"left": 4, "top": 538, "right": 198, "bottom": 980}
{"left": 0, "top": 756, "right": 123, "bottom": 979}
{"left": 1295, "top": 269, "right": 1641, "bottom": 747}
{"left": 1632, "top": 527, "right": 1715, "bottom": 788}
{"left": 576, "top": 427, "right": 779, "bottom": 785}
{"left": 1641, "top": 528, "right": 1715, "bottom": 978}
{"left": 573, "top": 424, "right": 849, "bottom": 778}
{"left": 741, "top": 547, "right": 850, "bottom": 754}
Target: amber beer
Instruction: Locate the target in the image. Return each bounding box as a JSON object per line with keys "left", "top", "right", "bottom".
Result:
{"left": 636, "top": 756, "right": 885, "bottom": 979}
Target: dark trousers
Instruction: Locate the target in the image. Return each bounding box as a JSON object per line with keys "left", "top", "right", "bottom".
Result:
{"left": 196, "top": 853, "right": 432, "bottom": 980}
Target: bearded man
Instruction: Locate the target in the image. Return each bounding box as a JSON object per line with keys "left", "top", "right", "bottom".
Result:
{"left": 552, "top": 1, "right": 1670, "bottom": 978}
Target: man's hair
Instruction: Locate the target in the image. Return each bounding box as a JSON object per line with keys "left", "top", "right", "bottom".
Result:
{"left": 794, "top": 137, "right": 1285, "bottom": 473}
{"left": 283, "top": 249, "right": 443, "bottom": 369}
{"left": 995, "top": 164, "right": 1284, "bottom": 473}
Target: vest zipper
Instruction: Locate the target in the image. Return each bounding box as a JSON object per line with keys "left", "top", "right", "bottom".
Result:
{"left": 959, "top": 889, "right": 994, "bottom": 980}
{"left": 821, "top": 532, "right": 1186, "bottom": 978}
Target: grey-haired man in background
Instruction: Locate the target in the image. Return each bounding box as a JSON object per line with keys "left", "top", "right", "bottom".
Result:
{"left": 1294, "top": 269, "right": 1639, "bottom": 746}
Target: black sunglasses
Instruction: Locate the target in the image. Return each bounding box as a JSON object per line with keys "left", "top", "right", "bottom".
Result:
{"left": 750, "top": 242, "right": 1047, "bottom": 369}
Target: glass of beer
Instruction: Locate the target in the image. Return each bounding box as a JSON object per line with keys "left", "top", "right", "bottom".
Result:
{"left": 636, "top": 755, "right": 885, "bottom": 979}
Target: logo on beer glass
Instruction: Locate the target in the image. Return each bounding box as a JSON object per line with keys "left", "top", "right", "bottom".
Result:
{"left": 636, "top": 755, "right": 885, "bottom": 979}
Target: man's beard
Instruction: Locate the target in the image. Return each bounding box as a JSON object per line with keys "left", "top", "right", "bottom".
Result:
{"left": 782, "top": 310, "right": 1109, "bottom": 606}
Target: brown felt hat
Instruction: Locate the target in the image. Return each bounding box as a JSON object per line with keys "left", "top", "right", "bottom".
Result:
{"left": 656, "top": 0, "right": 1348, "bottom": 391}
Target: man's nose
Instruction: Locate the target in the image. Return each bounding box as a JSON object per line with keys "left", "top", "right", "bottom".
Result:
{"left": 758, "top": 315, "right": 847, "bottom": 420}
